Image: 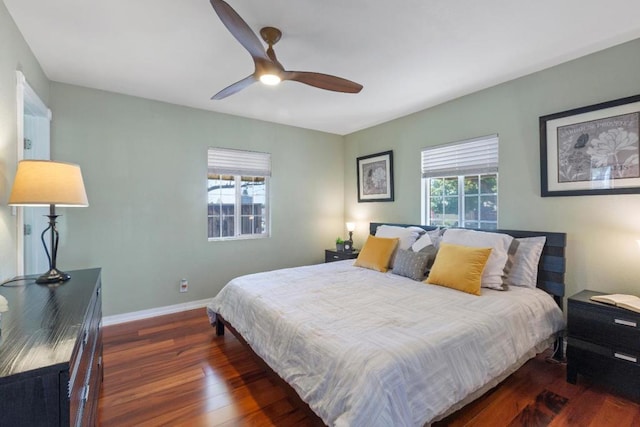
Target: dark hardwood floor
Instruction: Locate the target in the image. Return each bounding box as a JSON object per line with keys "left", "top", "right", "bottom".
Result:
{"left": 98, "top": 309, "right": 640, "bottom": 426}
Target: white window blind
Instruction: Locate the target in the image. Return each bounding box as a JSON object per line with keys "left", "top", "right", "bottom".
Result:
{"left": 421, "top": 134, "right": 498, "bottom": 178}
{"left": 208, "top": 147, "right": 271, "bottom": 177}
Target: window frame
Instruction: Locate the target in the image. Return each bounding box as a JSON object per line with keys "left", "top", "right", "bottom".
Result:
{"left": 207, "top": 148, "right": 271, "bottom": 241}
{"left": 423, "top": 173, "right": 498, "bottom": 229}
{"left": 421, "top": 135, "right": 499, "bottom": 230}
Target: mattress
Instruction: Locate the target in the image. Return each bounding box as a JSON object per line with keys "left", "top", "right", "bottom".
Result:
{"left": 207, "top": 260, "right": 565, "bottom": 426}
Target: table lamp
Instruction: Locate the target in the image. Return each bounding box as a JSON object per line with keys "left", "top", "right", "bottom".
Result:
{"left": 345, "top": 222, "right": 356, "bottom": 252}
{"left": 9, "top": 160, "right": 89, "bottom": 284}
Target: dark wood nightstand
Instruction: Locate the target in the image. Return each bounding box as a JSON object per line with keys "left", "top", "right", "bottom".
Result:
{"left": 325, "top": 249, "right": 359, "bottom": 263}
{"left": 567, "top": 290, "right": 640, "bottom": 399}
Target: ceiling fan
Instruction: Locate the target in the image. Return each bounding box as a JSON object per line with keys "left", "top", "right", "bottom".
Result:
{"left": 209, "top": 0, "right": 363, "bottom": 100}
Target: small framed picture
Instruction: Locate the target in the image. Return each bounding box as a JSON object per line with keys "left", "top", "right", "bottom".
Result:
{"left": 357, "top": 150, "right": 394, "bottom": 202}
{"left": 540, "top": 94, "right": 640, "bottom": 197}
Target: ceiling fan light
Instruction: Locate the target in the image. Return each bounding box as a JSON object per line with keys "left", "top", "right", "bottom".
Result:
{"left": 260, "top": 73, "right": 281, "bottom": 86}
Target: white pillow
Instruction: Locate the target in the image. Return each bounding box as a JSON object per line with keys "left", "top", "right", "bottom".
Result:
{"left": 407, "top": 226, "right": 427, "bottom": 235}
{"left": 441, "top": 228, "right": 517, "bottom": 290}
{"left": 375, "top": 225, "right": 420, "bottom": 250}
{"left": 375, "top": 225, "right": 421, "bottom": 268}
{"left": 509, "top": 236, "right": 546, "bottom": 288}
{"left": 411, "top": 233, "right": 433, "bottom": 252}
{"left": 426, "top": 228, "right": 444, "bottom": 249}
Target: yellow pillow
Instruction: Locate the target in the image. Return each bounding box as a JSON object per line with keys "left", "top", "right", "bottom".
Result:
{"left": 425, "top": 243, "right": 492, "bottom": 296}
{"left": 354, "top": 236, "right": 399, "bottom": 272}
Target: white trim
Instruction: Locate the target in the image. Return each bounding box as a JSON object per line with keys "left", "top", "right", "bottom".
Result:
{"left": 420, "top": 178, "right": 427, "bottom": 225}
{"left": 16, "top": 71, "right": 25, "bottom": 275}
{"left": 18, "top": 71, "right": 51, "bottom": 118}
{"left": 102, "top": 298, "right": 210, "bottom": 326}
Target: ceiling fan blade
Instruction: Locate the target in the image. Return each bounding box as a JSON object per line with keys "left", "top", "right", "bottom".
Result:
{"left": 209, "top": 0, "right": 269, "bottom": 62}
{"left": 282, "top": 71, "right": 363, "bottom": 93}
{"left": 266, "top": 46, "right": 285, "bottom": 71}
{"left": 211, "top": 75, "right": 257, "bottom": 100}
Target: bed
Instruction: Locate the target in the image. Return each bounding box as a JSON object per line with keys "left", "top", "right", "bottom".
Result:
{"left": 206, "top": 223, "right": 567, "bottom": 426}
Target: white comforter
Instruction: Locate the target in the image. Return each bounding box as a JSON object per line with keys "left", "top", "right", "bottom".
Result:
{"left": 207, "top": 260, "right": 565, "bottom": 426}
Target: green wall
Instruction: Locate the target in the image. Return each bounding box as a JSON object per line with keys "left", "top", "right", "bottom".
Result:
{"left": 0, "top": 1, "right": 49, "bottom": 281}
{"left": 4, "top": 0, "right": 640, "bottom": 315}
{"left": 344, "top": 38, "right": 640, "bottom": 301}
{"left": 50, "top": 84, "right": 344, "bottom": 316}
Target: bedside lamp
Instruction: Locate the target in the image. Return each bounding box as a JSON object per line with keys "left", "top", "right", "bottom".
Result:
{"left": 345, "top": 222, "right": 356, "bottom": 252}
{"left": 9, "top": 160, "right": 89, "bottom": 284}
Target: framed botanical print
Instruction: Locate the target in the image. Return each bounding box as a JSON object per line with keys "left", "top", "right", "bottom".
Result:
{"left": 357, "top": 150, "right": 394, "bottom": 202}
{"left": 540, "top": 94, "right": 640, "bottom": 196}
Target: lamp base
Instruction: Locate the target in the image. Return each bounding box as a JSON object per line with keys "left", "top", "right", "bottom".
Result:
{"left": 36, "top": 268, "right": 71, "bottom": 285}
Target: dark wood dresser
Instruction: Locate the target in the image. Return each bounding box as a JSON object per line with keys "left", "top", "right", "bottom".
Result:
{"left": 0, "top": 268, "right": 103, "bottom": 426}
{"left": 567, "top": 289, "right": 640, "bottom": 399}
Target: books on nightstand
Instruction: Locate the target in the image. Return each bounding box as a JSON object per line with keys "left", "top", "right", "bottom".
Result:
{"left": 590, "top": 294, "right": 640, "bottom": 314}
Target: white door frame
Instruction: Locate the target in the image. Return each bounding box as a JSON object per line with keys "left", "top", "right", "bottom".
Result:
{"left": 16, "top": 70, "right": 52, "bottom": 275}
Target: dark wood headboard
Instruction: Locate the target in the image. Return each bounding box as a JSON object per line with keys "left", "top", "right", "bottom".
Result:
{"left": 369, "top": 223, "right": 567, "bottom": 309}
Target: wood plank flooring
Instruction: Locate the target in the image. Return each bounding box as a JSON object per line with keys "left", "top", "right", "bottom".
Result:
{"left": 98, "top": 309, "right": 640, "bottom": 426}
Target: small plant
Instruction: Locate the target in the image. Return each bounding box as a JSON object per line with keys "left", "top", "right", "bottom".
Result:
{"left": 336, "top": 237, "right": 345, "bottom": 244}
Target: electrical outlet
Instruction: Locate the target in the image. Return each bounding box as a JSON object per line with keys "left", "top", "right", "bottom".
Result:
{"left": 179, "top": 279, "right": 188, "bottom": 293}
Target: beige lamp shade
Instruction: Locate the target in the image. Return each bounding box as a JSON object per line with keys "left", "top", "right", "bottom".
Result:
{"left": 9, "top": 160, "right": 89, "bottom": 207}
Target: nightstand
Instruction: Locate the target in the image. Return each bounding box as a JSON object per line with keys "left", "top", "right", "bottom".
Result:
{"left": 567, "top": 290, "right": 640, "bottom": 399}
{"left": 325, "top": 249, "right": 359, "bottom": 263}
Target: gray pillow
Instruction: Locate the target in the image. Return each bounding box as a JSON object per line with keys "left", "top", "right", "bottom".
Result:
{"left": 416, "top": 243, "right": 438, "bottom": 264}
{"left": 392, "top": 249, "right": 433, "bottom": 281}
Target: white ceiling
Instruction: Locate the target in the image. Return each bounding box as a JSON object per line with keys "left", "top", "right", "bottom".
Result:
{"left": 5, "top": 0, "right": 640, "bottom": 135}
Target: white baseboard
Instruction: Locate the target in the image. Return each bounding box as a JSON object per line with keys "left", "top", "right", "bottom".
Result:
{"left": 102, "top": 298, "right": 210, "bottom": 326}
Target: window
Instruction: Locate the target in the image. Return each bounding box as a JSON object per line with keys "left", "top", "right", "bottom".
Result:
{"left": 207, "top": 148, "right": 270, "bottom": 240}
{"left": 421, "top": 135, "right": 499, "bottom": 230}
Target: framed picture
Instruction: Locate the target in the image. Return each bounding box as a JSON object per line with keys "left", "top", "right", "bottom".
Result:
{"left": 357, "top": 150, "right": 394, "bottom": 202}
{"left": 540, "top": 94, "right": 640, "bottom": 197}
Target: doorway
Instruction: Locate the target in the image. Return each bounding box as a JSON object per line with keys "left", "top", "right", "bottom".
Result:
{"left": 16, "top": 71, "right": 51, "bottom": 276}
